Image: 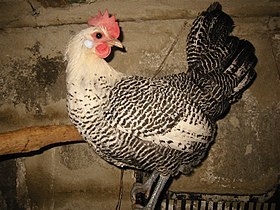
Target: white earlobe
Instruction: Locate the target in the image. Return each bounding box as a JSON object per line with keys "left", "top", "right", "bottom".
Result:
{"left": 84, "top": 40, "right": 94, "bottom": 49}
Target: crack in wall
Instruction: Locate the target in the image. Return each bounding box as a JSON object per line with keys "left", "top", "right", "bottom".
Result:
{"left": 270, "top": 37, "right": 280, "bottom": 80}
{"left": 153, "top": 21, "right": 188, "bottom": 78}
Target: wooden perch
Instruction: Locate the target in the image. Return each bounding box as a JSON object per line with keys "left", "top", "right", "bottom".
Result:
{"left": 0, "top": 125, "right": 83, "bottom": 156}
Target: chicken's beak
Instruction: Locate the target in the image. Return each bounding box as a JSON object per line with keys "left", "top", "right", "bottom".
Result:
{"left": 108, "top": 38, "right": 123, "bottom": 49}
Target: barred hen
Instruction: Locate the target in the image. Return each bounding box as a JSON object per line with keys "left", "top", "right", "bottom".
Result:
{"left": 65, "top": 3, "right": 257, "bottom": 210}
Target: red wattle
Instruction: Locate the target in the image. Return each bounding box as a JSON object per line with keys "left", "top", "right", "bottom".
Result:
{"left": 95, "top": 43, "right": 111, "bottom": 59}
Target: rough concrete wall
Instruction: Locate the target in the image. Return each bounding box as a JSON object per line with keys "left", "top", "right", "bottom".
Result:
{"left": 0, "top": 0, "right": 280, "bottom": 209}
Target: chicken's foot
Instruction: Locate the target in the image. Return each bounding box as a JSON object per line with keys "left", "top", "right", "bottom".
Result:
{"left": 132, "top": 173, "right": 170, "bottom": 210}
{"left": 131, "top": 170, "right": 159, "bottom": 203}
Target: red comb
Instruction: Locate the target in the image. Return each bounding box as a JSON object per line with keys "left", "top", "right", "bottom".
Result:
{"left": 88, "top": 10, "right": 120, "bottom": 39}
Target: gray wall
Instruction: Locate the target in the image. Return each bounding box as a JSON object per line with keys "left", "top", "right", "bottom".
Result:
{"left": 0, "top": 0, "right": 280, "bottom": 209}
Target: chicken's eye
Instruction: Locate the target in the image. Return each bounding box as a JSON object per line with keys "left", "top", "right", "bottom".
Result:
{"left": 96, "top": 33, "right": 103, "bottom": 39}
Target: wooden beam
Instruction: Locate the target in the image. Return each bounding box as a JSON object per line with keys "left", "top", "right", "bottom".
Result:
{"left": 0, "top": 125, "right": 83, "bottom": 156}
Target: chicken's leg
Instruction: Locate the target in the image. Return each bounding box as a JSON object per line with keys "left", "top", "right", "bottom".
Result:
{"left": 131, "top": 171, "right": 159, "bottom": 204}
{"left": 134, "top": 174, "right": 170, "bottom": 210}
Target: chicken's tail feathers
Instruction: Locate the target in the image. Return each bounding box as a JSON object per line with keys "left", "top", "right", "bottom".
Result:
{"left": 186, "top": 2, "right": 236, "bottom": 73}
{"left": 185, "top": 2, "right": 257, "bottom": 119}
{"left": 189, "top": 38, "right": 257, "bottom": 119}
{"left": 186, "top": 2, "right": 257, "bottom": 100}
{"left": 226, "top": 40, "right": 257, "bottom": 103}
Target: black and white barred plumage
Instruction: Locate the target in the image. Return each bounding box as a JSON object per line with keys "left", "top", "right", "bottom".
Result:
{"left": 65, "top": 2, "right": 257, "bottom": 209}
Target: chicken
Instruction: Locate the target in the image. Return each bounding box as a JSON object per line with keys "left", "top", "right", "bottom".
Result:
{"left": 65, "top": 3, "right": 257, "bottom": 210}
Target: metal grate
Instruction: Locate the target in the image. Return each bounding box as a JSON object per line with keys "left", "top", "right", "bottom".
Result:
{"left": 160, "top": 192, "right": 279, "bottom": 210}
{"left": 161, "top": 199, "right": 277, "bottom": 210}
{"left": 133, "top": 171, "right": 280, "bottom": 210}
